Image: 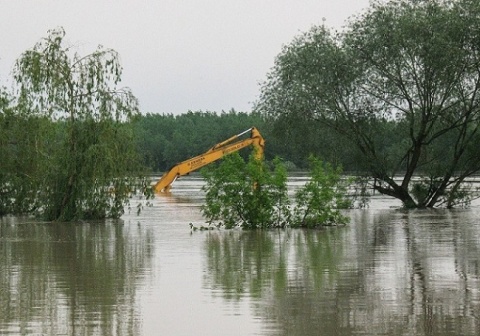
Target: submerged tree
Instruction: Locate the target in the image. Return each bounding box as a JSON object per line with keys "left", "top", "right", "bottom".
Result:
{"left": 0, "top": 89, "right": 17, "bottom": 216}
{"left": 201, "top": 153, "right": 291, "bottom": 229}
{"left": 11, "top": 28, "right": 151, "bottom": 220}
{"left": 292, "top": 156, "right": 350, "bottom": 228}
{"left": 201, "top": 152, "right": 349, "bottom": 229}
{"left": 256, "top": 0, "right": 480, "bottom": 208}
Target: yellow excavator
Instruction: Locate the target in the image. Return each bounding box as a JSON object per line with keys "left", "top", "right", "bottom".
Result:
{"left": 154, "top": 127, "right": 265, "bottom": 193}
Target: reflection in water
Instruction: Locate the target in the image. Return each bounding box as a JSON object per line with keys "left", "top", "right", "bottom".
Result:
{"left": 205, "top": 228, "right": 343, "bottom": 301}
{"left": 204, "top": 209, "right": 480, "bottom": 336}
{"left": 0, "top": 217, "right": 154, "bottom": 335}
{"left": 2, "top": 176, "right": 480, "bottom": 336}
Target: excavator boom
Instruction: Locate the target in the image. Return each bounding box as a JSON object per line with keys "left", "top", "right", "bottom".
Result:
{"left": 154, "top": 127, "right": 265, "bottom": 193}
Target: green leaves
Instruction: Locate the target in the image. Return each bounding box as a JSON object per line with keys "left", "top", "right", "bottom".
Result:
{"left": 14, "top": 28, "right": 136, "bottom": 122}
{"left": 201, "top": 153, "right": 349, "bottom": 229}
{"left": 1, "top": 28, "right": 151, "bottom": 221}
{"left": 256, "top": 0, "right": 480, "bottom": 208}
{"left": 292, "top": 157, "right": 349, "bottom": 228}
{"left": 201, "top": 153, "right": 290, "bottom": 229}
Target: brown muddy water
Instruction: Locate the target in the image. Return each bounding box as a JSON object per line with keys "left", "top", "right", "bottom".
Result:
{"left": 1, "top": 175, "right": 480, "bottom": 335}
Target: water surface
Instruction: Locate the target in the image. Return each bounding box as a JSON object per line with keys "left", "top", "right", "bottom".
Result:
{"left": 1, "top": 175, "right": 479, "bottom": 335}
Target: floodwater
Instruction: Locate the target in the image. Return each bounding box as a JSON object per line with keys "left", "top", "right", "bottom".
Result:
{"left": 1, "top": 175, "right": 480, "bottom": 336}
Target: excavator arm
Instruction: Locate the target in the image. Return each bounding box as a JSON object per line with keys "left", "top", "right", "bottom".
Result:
{"left": 154, "top": 127, "right": 265, "bottom": 193}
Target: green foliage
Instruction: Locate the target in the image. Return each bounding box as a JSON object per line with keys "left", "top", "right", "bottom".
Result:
{"left": 201, "top": 153, "right": 290, "bottom": 229}
{"left": 132, "top": 109, "right": 375, "bottom": 173}
{"left": 133, "top": 110, "right": 268, "bottom": 172}
{"left": 38, "top": 119, "right": 151, "bottom": 221}
{"left": 0, "top": 103, "right": 53, "bottom": 215}
{"left": 1, "top": 28, "right": 152, "bottom": 221}
{"left": 292, "top": 157, "right": 349, "bottom": 228}
{"left": 201, "top": 153, "right": 349, "bottom": 229}
{"left": 255, "top": 0, "right": 480, "bottom": 208}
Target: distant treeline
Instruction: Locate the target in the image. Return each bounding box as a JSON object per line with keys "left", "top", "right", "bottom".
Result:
{"left": 133, "top": 110, "right": 366, "bottom": 172}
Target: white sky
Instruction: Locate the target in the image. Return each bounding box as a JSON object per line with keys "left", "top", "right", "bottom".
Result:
{"left": 0, "top": 0, "right": 370, "bottom": 114}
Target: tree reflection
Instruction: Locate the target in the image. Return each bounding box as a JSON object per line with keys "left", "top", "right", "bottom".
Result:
{"left": 205, "top": 230, "right": 282, "bottom": 300}
{"left": 0, "top": 217, "right": 154, "bottom": 335}
{"left": 204, "top": 228, "right": 344, "bottom": 301}
{"left": 203, "top": 209, "right": 480, "bottom": 336}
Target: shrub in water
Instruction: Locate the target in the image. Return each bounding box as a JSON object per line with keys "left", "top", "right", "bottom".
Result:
{"left": 201, "top": 153, "right": 349, "bottom": 229}
{"left": 201, "top": 153, "right": 290, "bottom": 229}
{"left": 292, "top": 156, "right": 350, "bottom": 228}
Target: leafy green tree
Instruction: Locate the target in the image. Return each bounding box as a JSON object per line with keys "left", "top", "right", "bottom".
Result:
{"left": 11, "top": 28, "right": 151, "bottom": 220}
{"left": 201, "top": 153, "right": 290, "bottom": 229}
{"left": 256, "top": 0, "right": 480, "bottom": 208}
{"left": 0, "top": 87, "right": 54, "bottom": 215}
{"left": 292, "top": 157, "right": 350, "bottom": 228}
{"left": 0, "top": 89, "right": 15, "bottom": 215}
{"left": 201, "top": 153, "right": 350, "bottom": 228}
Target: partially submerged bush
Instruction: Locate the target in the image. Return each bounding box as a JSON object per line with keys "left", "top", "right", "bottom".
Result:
{"left": 201, "top": 153, "right": 290, "bottom": 229}
{"left": 201, "top": 153, "right": 349, "bottom": 229}
{"left": 291, "top": 156, "right": 350, "bottom": 228}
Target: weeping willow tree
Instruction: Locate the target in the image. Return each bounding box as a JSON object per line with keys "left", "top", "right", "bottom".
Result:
{"left": 10, "top": 28, "right": 151, "bottom": 221}
{"left": 0, "top": 102, "right": 51, "bottom": 216}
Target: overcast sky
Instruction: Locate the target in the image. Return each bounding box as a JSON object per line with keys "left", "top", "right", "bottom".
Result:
{"left": 0, "top": 0, "right": 370, "bottom": 115}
